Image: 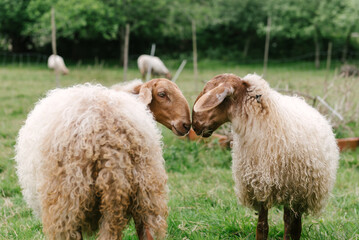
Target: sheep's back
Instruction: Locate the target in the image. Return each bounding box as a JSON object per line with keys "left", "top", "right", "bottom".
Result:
{"left": 15, "top": 84, "right": 164, "bottom": 218}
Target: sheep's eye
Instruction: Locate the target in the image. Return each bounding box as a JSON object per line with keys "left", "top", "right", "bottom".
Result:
{"left": 158, "top": 92, "right": 166, "bottom": 98}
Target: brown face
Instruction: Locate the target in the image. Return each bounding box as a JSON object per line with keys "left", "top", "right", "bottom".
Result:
{"left": 137, "top": 78, "right": 191, "bottom": 136}
{"left": 192, "top": 74, "right": 247, "bottom": 137}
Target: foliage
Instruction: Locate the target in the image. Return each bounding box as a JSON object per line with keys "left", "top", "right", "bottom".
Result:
{"left": 0, "top": 0, "right": 358, "bottom": 59}
{"left": 0, "top": 0, "right": 33, "bottom": 51}
{"left": 264, "top": 0, "right": 359, "bottom": 46}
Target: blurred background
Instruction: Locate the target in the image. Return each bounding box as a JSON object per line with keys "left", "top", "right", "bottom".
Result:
{"left": 0, "top": 0, "right": 358, "bottom": 65}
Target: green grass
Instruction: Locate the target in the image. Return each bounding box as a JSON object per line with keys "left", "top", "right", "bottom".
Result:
{"left": 1, "top": 62, "right": 358, "bottom": 239}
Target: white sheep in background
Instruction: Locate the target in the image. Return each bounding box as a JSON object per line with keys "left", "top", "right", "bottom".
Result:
{"left": 15, "top": 79, "right": 191, "bottom": 239}
{"left": 192, "top": 73, "right": 339, "bottom": 240}
{"left": 47, "top": 54, "right": 69, "bottom": 75}
{"left": 137, "top": 54, "right": 172, "bottom": 80}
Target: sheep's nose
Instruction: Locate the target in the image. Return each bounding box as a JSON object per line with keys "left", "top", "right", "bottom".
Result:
{"left": 183, "top": 123, "right": 191, "bottom": 132}
{"left": 191, "top": 122, "right": 202, "bottom": 136}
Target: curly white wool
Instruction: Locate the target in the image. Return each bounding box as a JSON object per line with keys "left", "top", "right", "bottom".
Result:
{"left": 15, "top": 83, "right": 168, "bottom": 239}
{"left": 231, "top": 74, "right": 339, "bottom": 214}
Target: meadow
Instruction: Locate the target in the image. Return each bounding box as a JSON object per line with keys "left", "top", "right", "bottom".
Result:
{"left": 0, "top": 61, "right": 358, "bottom": 239}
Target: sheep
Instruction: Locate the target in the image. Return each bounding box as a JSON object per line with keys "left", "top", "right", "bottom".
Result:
{"left": 137, "top": 55, "right": 172, "bottom": 80}
{"left": 47, "top": 54, "right": 69, "bottom": 75}
{"left": 192, "top": 73, "right": 339, "bottom": 240}
{"left": 340, "top": 64, "right": 359, "bottom": 77}
{"left": 15, "top": 78, "right": 191, "bottom": 240}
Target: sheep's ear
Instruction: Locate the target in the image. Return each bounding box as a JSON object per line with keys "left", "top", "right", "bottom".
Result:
{"left": 133, "top": 84, "right": 141, "bottom": 94}
{"left": 138, "top": 85, "right": 153, "bottom": 105}
{"left": 194, "top": 84, "right": 234, "bottom": 112}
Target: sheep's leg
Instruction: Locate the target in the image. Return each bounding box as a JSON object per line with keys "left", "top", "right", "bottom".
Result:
{"left": 283, "top": 206, "right": 302, "bottom": 240}
{"left": 131, "top": 166, "right": 168, "bottom": 239}
{"left": 96, "top": 164, "right": 131, "bottom": 240}
{"left": 133, "top": 216, "right": 154, "bottom": 240}
{"left": 256, "top": 205, "right": 269, "bottom": 240}
{"left": 131, "top": 191, "right": 167, "bottom": 240}
{"left": 41, "top": 164, "right": 95, "bottom": 240}
{"left": 141, "top": 72, "right": 146, "bottom": 80}
{"left": 283, "top": 207, "right": 292, "bottom": 240}
{"left": 97, "top": 207, "right": 129, "bottom": 240}
{"left": 140, "top": 65, "right": 146, "bottom": 80}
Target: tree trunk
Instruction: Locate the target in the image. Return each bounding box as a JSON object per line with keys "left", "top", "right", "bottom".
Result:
{"left": 243, "top": 36, "right": 251, "bottom": 59}
{"left": 263, "top": 16, "right": 271, "bottom": 77}
{"left": 192, "top": 19, "right": 198, "bottom": 84}
{"left": 314, "top": 28, "right": 321, "bottom": 69}
{"left": 123, "top": 24, "right": 130, "bottom": 82}
{"left": 325, "top": 42, "right": 332, "bottom": 87}
{"left": 341, "top": 27, "right": 353, "bottom": 63}
{"left": 315, "top": 41, "right": 320, "bottom": 69}
{"left": 119, "top": 27, "right": 125, "bottom": 66}
{"left": 51, "top": 7, "right": 57, "bottom": 56}
{"left": 326, "top": 42, "right": 332, "bottom": 72}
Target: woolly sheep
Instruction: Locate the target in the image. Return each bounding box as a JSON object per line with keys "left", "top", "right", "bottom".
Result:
{"left": 340, "top": 64, "right": 359, "bottom": 77}
{"left": 137, "top": 55, "right": 172, "bottom": 80}
{"left": 192, "top": 73, "right": 339, "bottom": 240}
{"left": 47, "top": 54, "right": 69, "bottom": 75}
{"left": 15, "top": 79, "right": 191, "bottom": 239}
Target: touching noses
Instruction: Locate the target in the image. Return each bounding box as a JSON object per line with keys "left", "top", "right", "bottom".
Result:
{"left": 191, "top": 121, "right": 202, "bottom": 135}
{"left": 183, "top": 123, "right": 191, "bottom": 132}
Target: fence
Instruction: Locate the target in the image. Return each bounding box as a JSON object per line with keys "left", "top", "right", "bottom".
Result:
{"left": 0, "top": 52, "right": 48, "bottom": 66}
{"left": 1, "top": 50, "right": 358, "bottom": 136}
{"left": 1, "top": 49, "right": 358, "bottom": 68}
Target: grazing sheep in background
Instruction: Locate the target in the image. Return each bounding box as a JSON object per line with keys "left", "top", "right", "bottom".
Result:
{"left": 15, "top": 79, "right": 191, "bottom": 239}
{"left": 47, "top": 54, "right": 69, "bottom": 75}
{"left": 137, "top": 55, "right": 172, "bottom": 80}
{"left": 192, "top": 73, "right": 339, "bottom": 240}
{"left": 340, "top": 64, "right": 359, "bottom": 77}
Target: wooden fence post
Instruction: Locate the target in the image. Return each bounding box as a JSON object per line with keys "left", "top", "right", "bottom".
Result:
{"left": 172, "top": 60, "right": 187, "bottom": 82}
{"left": 324, "top": 41, "right": 333, "bottom": 93}
{"left": 51, "top": 7, "right": 57, "bottom": 56}
{"left": 192, "top": 19, "right": 198, "bottom": 89}
{"left": 263, "top": 16, "right": 271, "bottom": 77}
{"left": 51, "top": 7, "right": 60, "bottom": 87}
{"left": 146, "top": 43, "right": 156, "bottom": 81}
{"left": 123, "top": 24, "right": 130, "bottom": 82}
{"left": 326, "top": 42, "right": 332, "bottom": 72}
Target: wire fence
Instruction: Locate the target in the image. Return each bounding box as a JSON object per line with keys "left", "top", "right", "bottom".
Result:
{"left": 1, "top": 50, "right": 358, "bottom": 68}
{"left": 1, "top": 50, "right": 358, "bottom": 137}
{"left": 0, "top": 52, "right": 48, "bottom": 66}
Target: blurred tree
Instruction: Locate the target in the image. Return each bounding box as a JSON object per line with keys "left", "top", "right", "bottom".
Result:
{"left": 329, "top": 0, "right": 359, "bottom": 62}
{"left": 25, "top": 0, "right": 169, "bottom": 61}
{"left": 210, "top": 0, "right": 266, "bottom": 59}
{"left": 0, "top": 0, "right": 33, "bottom": 52}
{"left": 26, "top": 0, "right": 118, "bottom": 47}
{"left": 115, "top": 0, "right": 169, "bottom": 63}
{"left": 0, "top": 0, "right": 358, "bottom": 61}
{"left": 261, "top": 0, "right": 359, "bottom": 67}
{"left": 261, "top": 0, "right": 324, "bottom": 67}
{"left": 314, "top": 0, "right": 359, "bottom": 63}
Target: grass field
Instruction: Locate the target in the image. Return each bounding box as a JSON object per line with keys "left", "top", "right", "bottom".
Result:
{"left": 0, "top": 62, "right": 358, "bottom": 239}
